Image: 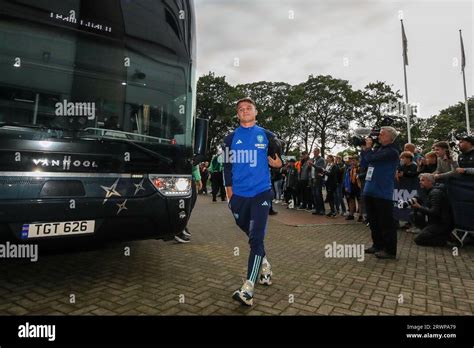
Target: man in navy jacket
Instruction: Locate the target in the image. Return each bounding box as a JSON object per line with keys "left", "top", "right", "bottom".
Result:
{"left": 223, "top": 97, "right": 282, "bottom": 306}
{"left": 363, "top": 127, "right": 400, "bottom": 259}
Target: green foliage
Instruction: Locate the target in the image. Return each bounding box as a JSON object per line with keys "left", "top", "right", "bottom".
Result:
{"left": 196, "top": 71, "right": 472, "bottom": 157}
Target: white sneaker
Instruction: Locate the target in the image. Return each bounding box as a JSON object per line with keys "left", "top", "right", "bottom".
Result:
{"left": 182, "top": 227, "right": 191, "bottom": 237}
{"left": 232, "top": 280, "right": 254, "bottom": 306}
{"left": 259, "top": 262, "right": 273, "bottom": 286}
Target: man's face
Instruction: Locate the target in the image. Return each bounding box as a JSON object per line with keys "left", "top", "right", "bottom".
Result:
{"left": 301, "top": 153, "right": 308, "bottom": 160}
{"left": 419, "top": 176, "right": 433, "bottom": 189}
{"left": 459, "top": 139, "right": 473, "bottom": 152}
{"left": 378, "top": 129, "right": 392, "bottom": 146}
{"left": 237, "top": 102, "right": 257, "bottom": 125}
{"left": 313, "top": 150, "right": 320, "bottom": 157}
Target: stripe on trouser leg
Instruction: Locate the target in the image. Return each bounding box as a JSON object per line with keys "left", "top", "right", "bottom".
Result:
{"left": 250, "top": 255, "right": 261, "bottom": 284}
{"left": 249, "top": 256, "right": 258, "bottom": 284}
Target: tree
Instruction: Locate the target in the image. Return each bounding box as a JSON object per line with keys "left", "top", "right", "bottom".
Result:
{"left": 357, "top": 81, "right": 403, "bottom": 128}
{"left": 196, "top": 72, "right": 242, "bottom": 156}
{"left": 410, "top": 97, "right": 474, "bottom": 151}
{"left": 236, "top": 81, "right": 298, "bottom": 154}
{"left": 296, "top": 75, "right": 358, "bottom": 156}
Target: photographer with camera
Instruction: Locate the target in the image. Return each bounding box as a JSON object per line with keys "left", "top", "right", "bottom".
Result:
{"left": 409, "top": 173, "right": 453, "bottom": 247}
{"left": 363, "top": 127, "right": 400, "bottom": 260}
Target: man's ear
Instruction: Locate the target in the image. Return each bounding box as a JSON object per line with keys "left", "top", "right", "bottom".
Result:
{"left": 255, "top": 109, "right": 258, "bottom": 117}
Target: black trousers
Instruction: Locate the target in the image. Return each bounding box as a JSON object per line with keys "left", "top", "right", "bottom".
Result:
{"left": 297, "top": 180, "right": 310, "bottom": 208}
{"left": 211, "top": 172, "right": 226, "bottom": 201}
{"left": 285, "top": 187, "right": 297, "bottom": 204}
{"left": 410, "top": 211, "right": 451, "bottom": 246}
{"left": 365, "top": 195, "right": 398, "bottom": 255}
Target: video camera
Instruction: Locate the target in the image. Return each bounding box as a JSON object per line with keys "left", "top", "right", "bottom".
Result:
{"left": 349, "top": 116, "right": 395, "bottom": 147}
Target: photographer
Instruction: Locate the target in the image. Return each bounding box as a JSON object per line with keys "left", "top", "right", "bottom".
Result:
{"left": 363, "top": 127, "right": 400, "bottom": 260}
{"left": 410, "top": 173, "right": 453, "bottom": 247}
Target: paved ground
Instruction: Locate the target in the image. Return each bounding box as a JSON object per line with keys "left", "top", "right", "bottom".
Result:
{"left": 0, "top": 195, "right": 473, "bottom": 316}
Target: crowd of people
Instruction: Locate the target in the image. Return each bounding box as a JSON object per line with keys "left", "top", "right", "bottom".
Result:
{"left": 183, "top": 96, "right": 473, "bottom": 307}
{"left": 195, "top": 131, "right": 474, "bottom": 251}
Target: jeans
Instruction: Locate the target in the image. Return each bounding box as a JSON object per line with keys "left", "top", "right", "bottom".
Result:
{"left": 312, "top": 183, "right": 325, "bottom": 213}
{"left": 335, "top": 183, "right": 346, "bottom": 213}
{"left": 273, "top": 179, "right": 283, "bottom": 200}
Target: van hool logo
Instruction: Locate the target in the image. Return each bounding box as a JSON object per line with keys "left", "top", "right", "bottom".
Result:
{"left": 55, "top": 100, "right": 95, "bottom": 120}
{"left": 32, "top": 156, "right": 98, "bottom": 171}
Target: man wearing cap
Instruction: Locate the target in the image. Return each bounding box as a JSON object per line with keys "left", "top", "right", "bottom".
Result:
{"left": 223, "top": 97, "right": 282, "bottom": 306}
{"left": 435, "top": 134, "right": 474, "bottom": 179}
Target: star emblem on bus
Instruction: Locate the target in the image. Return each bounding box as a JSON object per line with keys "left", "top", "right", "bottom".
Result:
{"left": 133, "top": 178, "right": 145, "bottom": 196}
{"left": 101, "top": 178, "right": 121, "bottom": 204}
{"left": 116, "top": 200, "right": 128, "bottom": 215}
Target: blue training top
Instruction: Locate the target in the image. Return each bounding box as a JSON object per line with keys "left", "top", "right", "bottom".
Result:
{"left": 363, "top": 143, "right": 400, "bottom": 200}
{"left": 223, "top": 125, "right": 281, "bottom": 197}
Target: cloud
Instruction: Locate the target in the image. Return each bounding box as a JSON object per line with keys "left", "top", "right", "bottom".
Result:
{"left": 195, "top": 0, "right": 473, "bottom": 117}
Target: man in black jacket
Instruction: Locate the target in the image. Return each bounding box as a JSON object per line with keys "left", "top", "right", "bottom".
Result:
{"left": 410, "top": 173, "right": 453, "bottom": 246}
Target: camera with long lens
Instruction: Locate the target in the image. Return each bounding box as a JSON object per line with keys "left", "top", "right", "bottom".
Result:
{"left": 349, "top": 116, "right": 395, "bottom": 147}
{"left": 397, "top": 197, "right": 419, "bottom": 209}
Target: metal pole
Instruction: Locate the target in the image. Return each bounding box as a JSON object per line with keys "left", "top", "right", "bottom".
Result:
{"left": 460, "top": 30, "right": 471, "bottom": 135}
{"left": 463, "top": 69, "right": 471, "bottom": 135}
{"left": 401, "top": 20, "right": 411, "bottom": 143}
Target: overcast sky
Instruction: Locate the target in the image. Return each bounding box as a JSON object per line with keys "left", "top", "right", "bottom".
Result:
{"left": 195, "top": 0, "right": 473, "bottom": 119}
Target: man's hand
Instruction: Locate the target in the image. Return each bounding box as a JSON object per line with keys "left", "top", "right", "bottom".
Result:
{"left": 456, "top": 168, "right": 466, "bottom": 174}
{"left": 268, "top": 153, "right": 282, "bottom": 168}
{"left": 411, "top": 201, "right": 422, "bottom": 209}
{"left": 196, "top": 180, "right": 202, "bottom": 191}
{"left": 225, "top": 186, "right": 233, "bottom": 201}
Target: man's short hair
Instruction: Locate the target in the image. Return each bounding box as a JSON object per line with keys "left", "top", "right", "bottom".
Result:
{"left": 236, "top": 97, "right": 256, "bottom": 110}
{"left": 381, "top": 126, "right": 399, "bottom": 142}
{"left": 419, "top": 173, "right": 435, "bottom": 183}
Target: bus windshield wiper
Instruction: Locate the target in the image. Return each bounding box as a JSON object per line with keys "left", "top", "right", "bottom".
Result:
{"left": 78, "top": 133, "right": 173, "bottom": 165}
{"left": 119, "top": 138, "right": 173, "bottom": 165}
{"left": 0, "top": 122, "right": 69, "bottom": 138}
{"left": 0, "top": 122, "right": 43, "bottom": 129}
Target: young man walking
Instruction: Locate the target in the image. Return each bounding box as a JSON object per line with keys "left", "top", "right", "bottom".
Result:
{"left": 223, "top": 97, "right": 282, "bottom": 306}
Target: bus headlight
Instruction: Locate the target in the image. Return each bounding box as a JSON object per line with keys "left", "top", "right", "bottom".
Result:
{"left": 149, "top": 175, "right": 192, "bottom": 196}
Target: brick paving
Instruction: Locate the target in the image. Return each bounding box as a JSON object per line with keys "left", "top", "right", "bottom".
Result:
{"left": 0, "top": 195, "right": 473, "bottom": 316}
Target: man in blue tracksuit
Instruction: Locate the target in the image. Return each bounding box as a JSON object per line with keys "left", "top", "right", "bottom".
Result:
{"left": 223, "top": 97, "right": 282, "bottom": 306}
{"left": 363, "top": 127, "right": 400, "bottom": 259}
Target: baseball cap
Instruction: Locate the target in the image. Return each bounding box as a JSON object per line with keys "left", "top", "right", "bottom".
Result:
{"left": 456, "top": 133, "right": 474, "bottom": 144}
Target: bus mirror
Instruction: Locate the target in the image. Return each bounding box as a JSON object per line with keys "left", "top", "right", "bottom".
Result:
{"left": 194, "top": 118, "right": 208, "bottom": 157}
